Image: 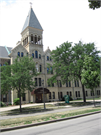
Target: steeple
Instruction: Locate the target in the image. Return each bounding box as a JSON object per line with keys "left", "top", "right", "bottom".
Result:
{"left": 21, "top": 6, "right": 43, "bottom": 33}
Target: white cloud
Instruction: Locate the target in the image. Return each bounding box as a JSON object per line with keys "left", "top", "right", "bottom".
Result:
{"left": 0, "top": 0, "right": 101, "bottom": 52}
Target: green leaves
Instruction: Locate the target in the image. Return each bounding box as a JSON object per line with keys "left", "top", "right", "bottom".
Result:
{"left": 81, "top": 55, "right": 100, "bottom": 90}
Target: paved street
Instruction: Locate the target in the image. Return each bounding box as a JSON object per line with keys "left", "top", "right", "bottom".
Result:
{"left": 1, "top": 113, "right": 101, "bottom": 135}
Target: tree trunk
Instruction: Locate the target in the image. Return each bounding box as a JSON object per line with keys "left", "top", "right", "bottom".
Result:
{"left": 19, "top": 91, "right": 22, "bottom": 112}
{"left": 92, "top": 90, "right": 95, "bottom": 107}
{"left": 79, "top": 77, "right": 86, "bottom": 103}
{"left": 81, "top": 84, "right": 86, "bottom": 103}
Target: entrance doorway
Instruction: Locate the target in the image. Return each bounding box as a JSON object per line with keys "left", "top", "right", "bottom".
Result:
{"left": 36, "top": 94, "right": 42, "bottom": 103}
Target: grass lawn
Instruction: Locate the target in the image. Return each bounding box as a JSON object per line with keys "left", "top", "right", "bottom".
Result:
{"left": 0, "top": 107, "right": 100, "bottom": 129}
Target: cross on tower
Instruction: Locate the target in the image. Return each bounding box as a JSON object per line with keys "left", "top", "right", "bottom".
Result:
{"left": 30, "top": 2, "right": 32, "bottom": 8}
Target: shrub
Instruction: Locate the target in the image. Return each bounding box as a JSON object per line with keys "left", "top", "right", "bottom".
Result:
{"left": 0, "top": 101, "right": 6, "bottom": 107}
{"left": 14, "top": 98, "right": 20, "bottom": 105}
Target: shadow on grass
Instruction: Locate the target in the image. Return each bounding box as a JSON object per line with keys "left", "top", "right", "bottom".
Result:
{"left": 1, "top": 108, "right": 56, "bottom": 116}
{"left": 56, "top": 101, "right": 101, "bottom": 107}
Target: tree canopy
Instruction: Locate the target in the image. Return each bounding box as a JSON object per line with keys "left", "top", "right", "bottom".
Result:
{"left": 81, "top": 55, "right": 100, "bottom": 90}
{"left": 47, "top": 41, "right": 101, "bottom": 103}
{"left": 1, "top": 56, "right": 38, "bottom": 112}
{"left": 88, "top": 0, "right": 101, "bottom": 10}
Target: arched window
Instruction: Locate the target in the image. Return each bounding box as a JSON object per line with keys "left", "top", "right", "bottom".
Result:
{"left": 18, "top": 52, "right": 20, "bottom": 57}
{"left": 32, "top": 53, "right": 34, "bottom": 58}
{"left": 21, "top": 52, "right": 23, "bottom": 57}
{"left": 39, "top": 65, "right": 42, "bottom": 72}
{"left": 35, "top": 51, "right": 38, "bottom": 58}
{"left": 47, "top": 56, "right": 49, "bottom": 61}
{"left": 39, "top": 54, "right": 41, "bottom": 59}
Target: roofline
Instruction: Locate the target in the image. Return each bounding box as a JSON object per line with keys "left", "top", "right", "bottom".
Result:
{"left": 21, "top": 26, "right": 43, "bottom": 35}
{"left": 0, "top": 57, "right": 11, "bottom": 59}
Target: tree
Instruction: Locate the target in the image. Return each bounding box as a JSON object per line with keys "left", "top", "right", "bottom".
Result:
{"left": 88, "top": 0, "right": 101, "bottom": 10}
{"left": 47, "top": 41, "right": 100, "bottom": 103}
{"left": 1, "top": 56, "right": 38, "bottom": 112}
{"left": 1, "top": 62, "right": 12, "bottom": 94}
{"left": 81, "top": 55, "right": 100, "bottom": 107}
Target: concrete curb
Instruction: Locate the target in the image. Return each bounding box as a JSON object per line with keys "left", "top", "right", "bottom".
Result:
{"left": 1, "top": 110, "right": 101, "bottom": 132}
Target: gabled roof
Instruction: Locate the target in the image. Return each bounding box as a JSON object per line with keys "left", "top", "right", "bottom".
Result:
{"left": 0, "top": 46, "right": 12, "bottom": 59}
{"left": 21, "top": 7, "right": 43, "bottom": 33}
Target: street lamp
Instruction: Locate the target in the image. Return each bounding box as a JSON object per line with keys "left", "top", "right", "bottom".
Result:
{"left": 41, "top": 79, "right": 46, "bottom": 109}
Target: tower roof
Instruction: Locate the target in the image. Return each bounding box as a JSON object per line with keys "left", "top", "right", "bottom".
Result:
{"left": 21, "top": 7, "right": 43, "bottom": 33}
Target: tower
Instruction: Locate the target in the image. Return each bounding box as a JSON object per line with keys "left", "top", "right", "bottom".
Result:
{"left": 21, "top": 6, "right": 43, "bottom": 54}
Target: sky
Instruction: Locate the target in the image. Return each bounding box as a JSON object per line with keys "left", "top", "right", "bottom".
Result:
{"left": 0, "top": 0, "right": 101, "bottom": 54}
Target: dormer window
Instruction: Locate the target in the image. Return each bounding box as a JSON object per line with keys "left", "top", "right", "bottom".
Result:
{"left": 39, "top": 54, "right": 41, "bottom": 59}
{"left": 32, "top": 53, "right": 34, "bottom": 58}
{"left": 21, "top": 52, "right": 23, "bottom": 57}
{"left": 18, "top": 52, "right": 20, "bottom": 57}
{"left": 47, "top": 56, "right": 49, "bottom": 61}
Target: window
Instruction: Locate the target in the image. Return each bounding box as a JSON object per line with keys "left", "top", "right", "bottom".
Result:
{"left": 78, "top": 91, "right": 80, "bottom": 97}
{"left": 75, "top": 91, "right": 77, "bottom": 97}
{"left": 21, "top": 52, "right": 23, "bottom": 57}
{"left": 47, "top": 80, "right": 50, "bottom": 87}
{"left": 60, "top": 92, "right": 62, "bottom": 98}
{"left": 32, "top": 53, "right": 34, "bottom": 58}
{"left": 35, "top": 35, "right": 37, "bottom": 44}
{"left": 35, "top": 78, "right": 37, "bottom": 86}
{"left": 67, "top": 92, "right": 69, "bottom": 95}
{"left": 0, "top": 64, "right": 2, "bottom": 66}
{"left": 18, "top": 52, "right": 20, "bottom": 57}
{"left": 50, "top": 57, "right": 52, "bottom": 61}
{"left": 50, "top": 67, "right": 53, "bottom": 74}
{"left": 35, "top": 51, "right": 38, "bottom": 58}
{"left": 52, "top": 83, "right": 54, "bottom": 87}
{"left": 47, "top": 56, "right": 49, "bottom": 61}
{"left": 49, "top": 92, "right": 51, "bottom": 99}
{"left": 97, "top": 90, "right": 100, "bottom": 95}
{"left": 39, "top": 78, "right": 41, "bottom": 86}
{"left": 39, "top": 54, "right": 41, "bottom": 59}
{"left": 69, "top": 81, "right": 71, "bottom": 87}
{"left": 58, "top": 92, "right": 60, "bottom": 99}
{"left": 53, "top": 92, "right": 55, "bottom": 99}
{"left": 3, "top": 94, "right": 7, "bottom": 102}
{"left": 47, "top": 67, "right": 49, "bottom": 74}
{"left": 27, "top": 52, "right": 28, "bottom": 56}
{"left": 70, "top": 91, "right": 72, "bottom": 97}
{"left": 22, "top": 93, "right": 26, "bottom": 101}
{"left": 86, "top": 91, "right": 88, "bottom": 96}
{"left": 91, "top": 91, "right": 94, "bottom": 96}
{"left": 60, "top": 80, "right": 62, "bottom": 87}
{"left": 77, "top": 81, "right": 79, "bottom": 87}
{"left": 31, "top": 34, "right": 33, "bottom": 41}
{"left": 39, "top": 65, "right": 42, "bottom": 72}
{"left": 66, "top": 81, "right": 68, "bottom": 87}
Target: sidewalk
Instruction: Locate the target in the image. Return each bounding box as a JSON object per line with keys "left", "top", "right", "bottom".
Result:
{"left": 0, "top": 100, "right": 101, "bottom": 112}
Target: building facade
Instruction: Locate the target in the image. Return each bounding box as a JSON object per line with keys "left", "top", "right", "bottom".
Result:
{"left": 0, "top": 7, "right": 100, "bottom": 104}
